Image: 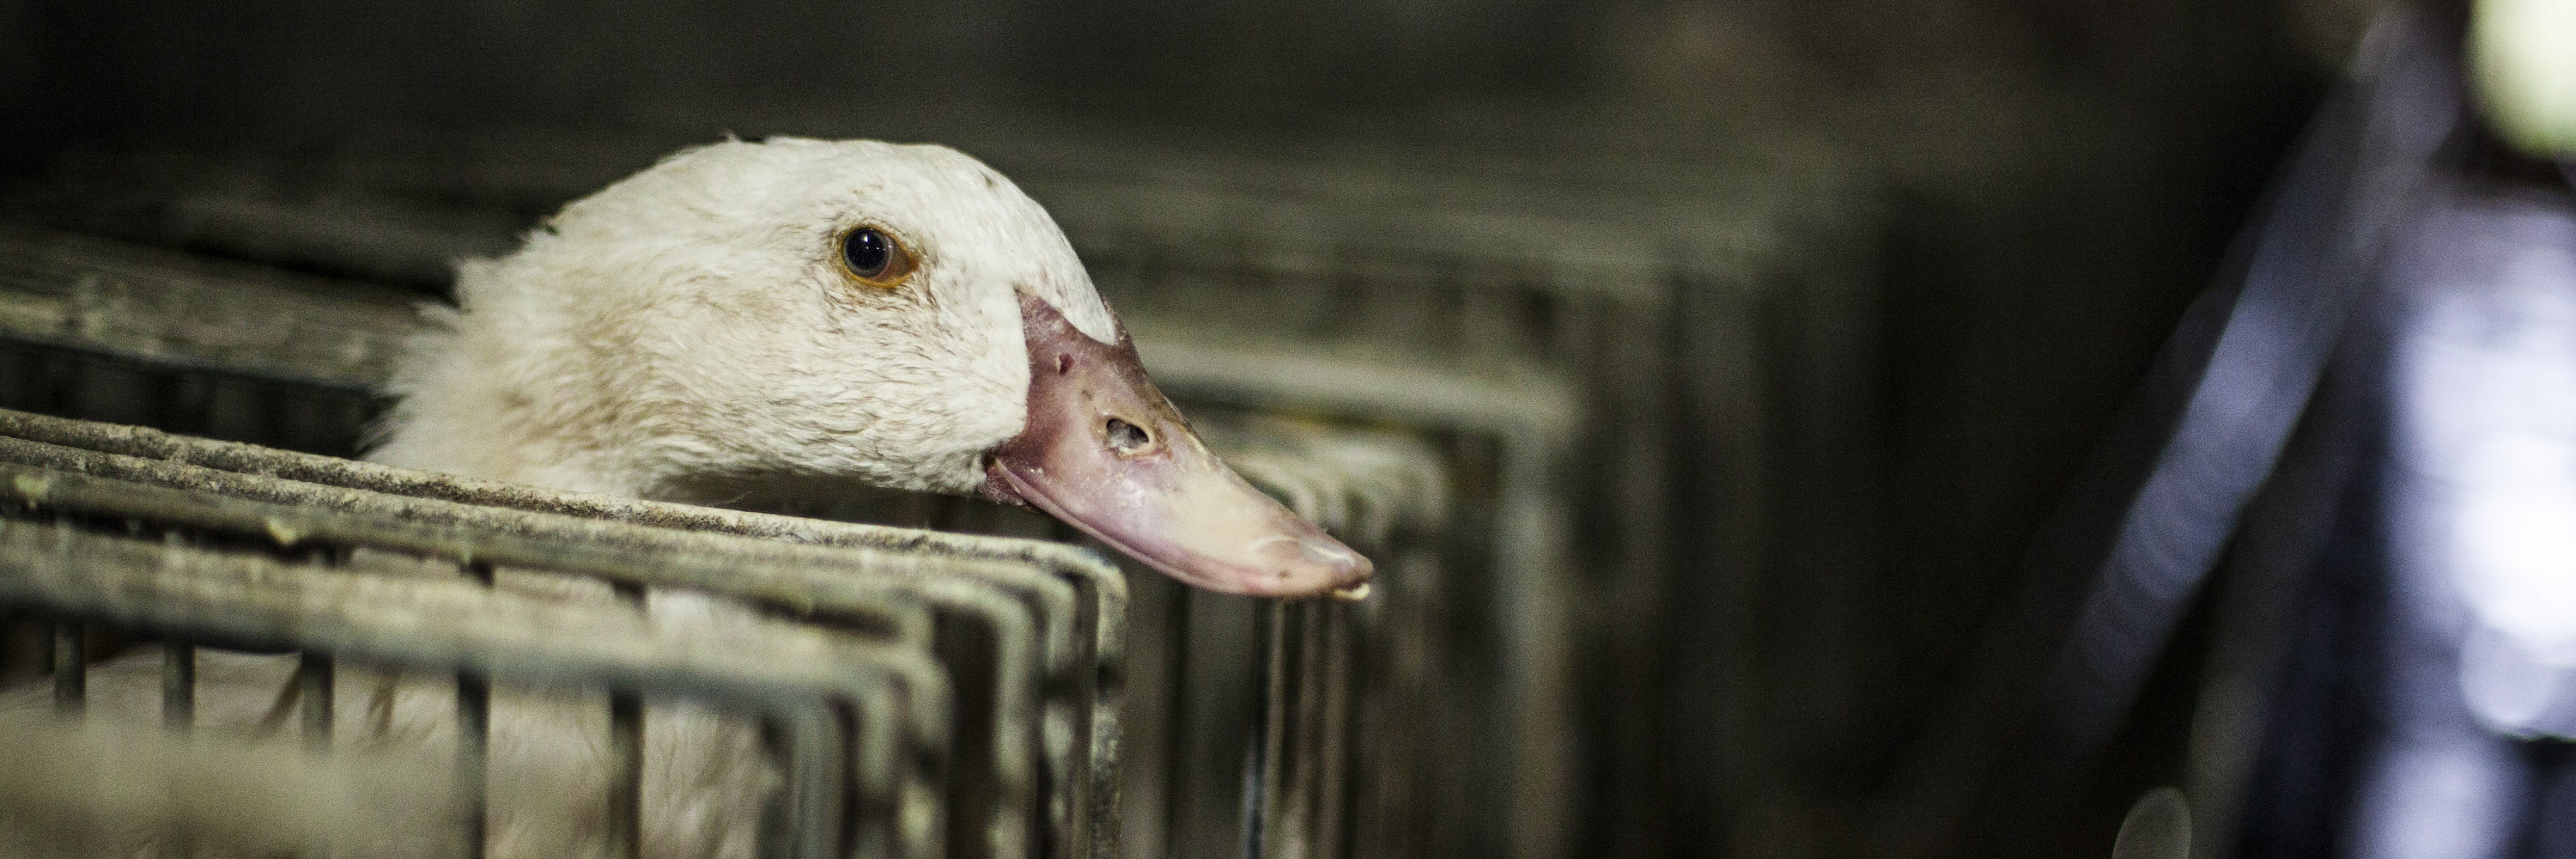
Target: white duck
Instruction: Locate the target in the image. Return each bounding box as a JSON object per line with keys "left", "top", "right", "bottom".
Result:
{"left": 8, "top": 137, "right": 1370, "bottom": 859}
{"left": 371, "top": 137, "right": 1370, "bottom": 595}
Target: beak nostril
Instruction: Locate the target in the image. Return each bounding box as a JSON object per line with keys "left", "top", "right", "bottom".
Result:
{"left": 1054, "top": 354, "right": 1073, "bottom": 375}
{"left": 1104, "top": 417, "right": 1151, "bottom": 454}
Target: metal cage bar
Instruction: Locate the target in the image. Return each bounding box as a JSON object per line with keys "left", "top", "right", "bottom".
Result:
{"left": 0, "top": 427, "right": 1050, "bottom": 859}
{"left": 0, "top": 510, "right": 933, "bottom": 859}
{"left": 0, "top": 407, "right": 1116, "bottom": 859}
{"left": 0, "top": 228, "right": 1124, "bottom": 857}
{"left": 0, "top": 406, "right": 1129, "bottom": 859}
{"left": 0, "top": 131, "right": 1757, "bottom": 859}
{"left": 0, "top": 215, "right": 1485, "bottom": 859}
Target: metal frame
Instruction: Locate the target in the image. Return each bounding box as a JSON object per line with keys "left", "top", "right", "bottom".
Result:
{"left": 1199, "top": 417, "right": 1449, "bottom": 859}
{"left": 0, "top": 221, "right": 1133, "bottom": 859}
{"left": 1128, "top": 345, "right": 1565, "bottom": 859}
{"left": 0, "top": 180, "right": 1592, "bottom": 859}
{"left": 0, "top": 403, "right": 1127, "bottom": 859}
{"left": 0, "top": 122, "right": 1874, "bottom": 859}
{"left": 997, "top": 139, "right": 1868, "bottom": 859}
{"left": 0, "top": 507, "right": 933, "bottom": 859}
{"left": 0, "top": 439, "right": 964, "bottom": 857}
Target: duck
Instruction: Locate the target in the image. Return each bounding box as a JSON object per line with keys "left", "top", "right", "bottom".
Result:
{"left": 7, "top": 137, "right": 1371, "bottom": 858}
{"left": 369, "top": 137, "right": 1370, "bottom": 597}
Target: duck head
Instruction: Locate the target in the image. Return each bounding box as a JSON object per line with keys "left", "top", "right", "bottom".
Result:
{"left": 373, "top": 137, "right": 1370, "bottom": 599}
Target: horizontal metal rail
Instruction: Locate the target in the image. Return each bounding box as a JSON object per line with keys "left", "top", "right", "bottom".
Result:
{"left": 0, "top": 226, "right": 410, "bottom": 393}
{"left": 0, "top": 404, "right": 1127, "bottom": 859}
{"left": 0, "top": 449, "right": 963, "bottom": 850}
{"left": 0, "top": 417, "right": 1127, "bottom": 859}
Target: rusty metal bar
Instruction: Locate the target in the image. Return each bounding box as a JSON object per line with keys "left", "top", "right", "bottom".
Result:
{"left": 1156, "top": 581, "right": 1194, "bottom": 859}
{"left": 608, "top": 689, "right": 643, "bottom": 859}
{"left": 160, "top": 637, "right": 200, "bottom": 859}
{"left": 52, "top": 620, "right": 82, "bottom": 715}
{"left": 298, "top": 653, "right": 333, "bottom": 747}
{"left": 1315, "top": 601, "right": 1353, "bottom": 859}
{"left": 1240, "top": 600, "right": 1279, "bottom": 859}
{"left": 1271, "top": 600, "right": 1323, "bottom": 859}
{"left": 459, "top": 560, "right": 494, "bottom": 859}
{"left": 1256, "top": 600, "right": 1297, "bottom": 859}
{"left": 610, "top": 582, "right": 645, "bottom": 859}
{"left": 755, "top": 716, "right": 796, "bottom": 859}
{"left": 161, "top": 641, "right": 194, "bottom": 730}
{"left": 456, "top": 667, "right": 489, "bottom": 859}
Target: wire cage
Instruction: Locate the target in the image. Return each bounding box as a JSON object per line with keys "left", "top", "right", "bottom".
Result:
{"left": 988, "top": 135, "right": 1878, "bottom": 859}
{"left": 0, "top": 404, "right": 1139, "bottom": 859}
{"left": 0, "top": 121, "right": 1875, "bottom": 859}
{"left": 0, "top": 222, "right": 1454, "bottom": 859}
{"left": 0, "top": 424, "right": 957, "bottom": 859}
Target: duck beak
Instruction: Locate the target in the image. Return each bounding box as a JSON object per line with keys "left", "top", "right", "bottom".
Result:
{"left": 981, "top": 291, "right": 1374, "bottom": 600}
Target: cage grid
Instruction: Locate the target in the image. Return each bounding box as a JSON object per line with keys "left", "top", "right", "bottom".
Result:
{"left": 814, "top": 128, "right": 1870, "bottom": 859}
{"left": 0, "top": 124, "right": 1873, "bottom": 859}
{"left": 0, "top": 478, "right": 940, "bottom": 859}
{"left": 0, "top": 400, "right": 1135, "bottom": 859}
{"left": 0, "top": 428, "right": 1022, "bottom": 856}
{"left": 1110, "top": 413, "right": 1450, "bottom": 859}
{"left": 0, "top": 223, "right": 1461, "bottom": 859}
{"left": 0, "top": 224, "right": 1145, "bottom": 859}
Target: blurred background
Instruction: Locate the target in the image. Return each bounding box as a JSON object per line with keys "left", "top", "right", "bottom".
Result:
{"left": 3, "top": 0, "right": 2556, "bottom": 858}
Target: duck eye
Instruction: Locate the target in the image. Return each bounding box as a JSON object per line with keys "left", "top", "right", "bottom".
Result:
{"left": 838, "top": 227, "right": 913, "bottom": 287}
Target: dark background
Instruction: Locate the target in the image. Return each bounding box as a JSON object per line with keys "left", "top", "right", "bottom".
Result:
{"left": 0, "top": 1, "right": 2357, "bottom": 856}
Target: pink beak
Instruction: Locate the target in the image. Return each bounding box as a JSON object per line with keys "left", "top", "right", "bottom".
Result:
{"left": 980, "top": 291, "right": 1373, "bottom": 600}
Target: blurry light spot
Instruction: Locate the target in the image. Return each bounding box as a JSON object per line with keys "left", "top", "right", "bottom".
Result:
{"left": 2458, "top": 625, "right": 2573, "bottom": 735}
{"left": 2450, "top": 432, "right": 2576, "bottom": 662}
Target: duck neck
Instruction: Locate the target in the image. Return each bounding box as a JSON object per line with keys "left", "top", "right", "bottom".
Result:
{"left": 367, "top": 364, "right": 666, "bottom": 499}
